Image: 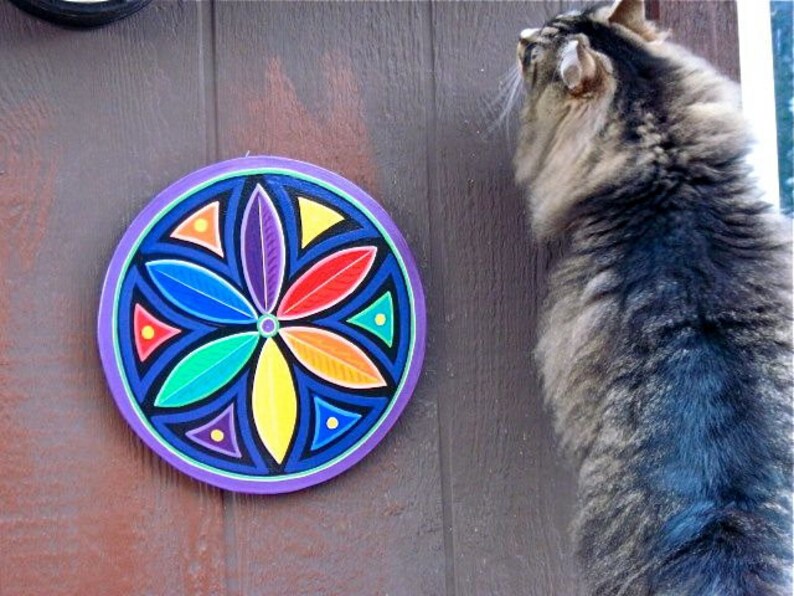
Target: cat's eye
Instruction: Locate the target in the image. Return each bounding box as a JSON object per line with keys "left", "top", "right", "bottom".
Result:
{"left": 522, "top": 43, "right": 537, "bottom": 69}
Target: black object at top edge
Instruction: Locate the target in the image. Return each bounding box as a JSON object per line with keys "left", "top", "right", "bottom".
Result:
{"left": 7, "top": 0, "right": 153, "bottom": 28}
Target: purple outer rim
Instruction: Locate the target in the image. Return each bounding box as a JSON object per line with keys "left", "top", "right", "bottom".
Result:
{"left": 96, "top": 156, "right": 427, "bottom": 494}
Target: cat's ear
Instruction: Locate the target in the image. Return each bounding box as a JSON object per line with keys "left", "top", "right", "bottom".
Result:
{"left": 607, "top": 0, "right": 659, "bottom": 42}
{"left": 558, "top": 37, "right": 604, "bottom": 95}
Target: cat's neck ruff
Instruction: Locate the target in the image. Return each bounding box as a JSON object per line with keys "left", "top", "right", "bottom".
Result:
{"left": 519, "top": 36, "right": 753, "bottom": 242}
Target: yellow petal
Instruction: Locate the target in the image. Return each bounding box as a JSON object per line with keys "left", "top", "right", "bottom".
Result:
{"left": 252, "top": 339, "right": 297, "bottom": 464}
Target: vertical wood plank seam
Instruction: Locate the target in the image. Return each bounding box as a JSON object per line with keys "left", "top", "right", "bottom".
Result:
{"left": 423, "top": 1, "right": 457, "bottom": 594}
{"left": 647, "top": 0, "right": 661, "bottom": 22}
{"left": 200, "top": 0, "right": 220, "bottom": 164}
{"left": 199, "top": 1, "right": 237, "bottom": 593}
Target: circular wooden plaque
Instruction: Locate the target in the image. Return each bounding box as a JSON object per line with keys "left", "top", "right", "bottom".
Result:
{"left": 98, "top": 157, "right": 426, "bottom": 493}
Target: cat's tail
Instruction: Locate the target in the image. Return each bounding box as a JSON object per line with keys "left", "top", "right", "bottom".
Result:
{"left": 651, "top": 500, "right": 792, "bottom": 595}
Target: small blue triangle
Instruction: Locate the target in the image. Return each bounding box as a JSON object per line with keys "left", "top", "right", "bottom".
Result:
{"left": 311, "top": 396, "right": 362, "bottom": 451}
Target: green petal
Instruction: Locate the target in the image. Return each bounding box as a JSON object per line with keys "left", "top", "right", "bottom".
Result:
{"left": 154, "top": 332, "right": 259, "bottom": 408}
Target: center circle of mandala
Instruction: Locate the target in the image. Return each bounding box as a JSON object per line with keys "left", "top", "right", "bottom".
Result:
{"left": 98, "top": 159, "right": 425, "bottom": 494}
{"left": 257, "top": 314, "right": 279, "bottom": 338}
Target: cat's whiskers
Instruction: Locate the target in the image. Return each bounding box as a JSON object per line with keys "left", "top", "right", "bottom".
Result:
{"left": 484, "top": 63, "right": 525, "bottom": 140}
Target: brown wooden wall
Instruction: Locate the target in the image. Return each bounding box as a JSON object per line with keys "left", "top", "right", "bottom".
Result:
{"left": 0, "top": 1, "right": 739, "bottom": 594}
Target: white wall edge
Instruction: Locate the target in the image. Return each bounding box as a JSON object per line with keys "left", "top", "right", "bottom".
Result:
{"left": 736, "top": 0, "right": 781, "bottom": 208}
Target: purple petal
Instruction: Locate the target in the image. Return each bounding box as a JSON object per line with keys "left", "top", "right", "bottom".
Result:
{"left": 241, "top": 184, "right": 285, "bottom": 314}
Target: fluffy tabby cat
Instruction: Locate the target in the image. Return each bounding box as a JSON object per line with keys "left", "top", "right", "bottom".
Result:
{"left": 513, "top": 1, "right": 792, "bottom": 594}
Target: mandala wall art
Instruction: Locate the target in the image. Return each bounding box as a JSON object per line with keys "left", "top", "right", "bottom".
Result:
{"left": 97, "top": 157, "right": 426, "bottom": 493}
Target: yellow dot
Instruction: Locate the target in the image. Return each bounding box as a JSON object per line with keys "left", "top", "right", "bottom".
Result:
{"left": 193, "top": 218, "right": 208, "bottom": 233}
{"left": 210, "top": 429, "right": 224, "bottom": 442}
{"left": 374, "top": 313, "right": 387, "bottom": 326}
{"left": 326, "top": 417, "right": 339, "bottom": 430}
{"left": 141, "top": 325, "right": 155, "bottom": 340}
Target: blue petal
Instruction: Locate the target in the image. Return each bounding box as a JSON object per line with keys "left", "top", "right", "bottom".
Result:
{"left": 146, "top": 260, "right": 257, "bottom": 324}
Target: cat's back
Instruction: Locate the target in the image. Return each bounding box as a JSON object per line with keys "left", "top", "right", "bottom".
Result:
{"left": 543, "top": 181, "right": 792, "bottom": 594}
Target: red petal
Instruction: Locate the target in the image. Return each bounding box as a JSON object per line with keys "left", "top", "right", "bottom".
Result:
{"left": 277, "top": 246, "right": 377, "bottom": 320}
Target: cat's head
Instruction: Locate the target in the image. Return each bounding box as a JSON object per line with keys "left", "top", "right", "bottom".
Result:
{"left": 514, "top": 0, "right": 744, "bottom": 237}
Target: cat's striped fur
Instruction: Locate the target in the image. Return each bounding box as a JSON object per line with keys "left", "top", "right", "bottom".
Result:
{"left": 514, "top": 1, "right": 792, "bottom": 594}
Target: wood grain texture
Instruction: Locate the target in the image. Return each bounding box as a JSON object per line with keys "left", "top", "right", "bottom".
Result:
{"left": 213, "top": 2, "right": 445, "bottom": 594}
{"left": 427, "top": 3, "right": 584, "bottom": 594}
{"left": 0, "top": 2, "right": 226, "bottom": 594}
{"left": 0, "top": 1, "right": 743, "bottom": 594}
{"left": 658, "top": 0, "right": 740, "bottom": 81}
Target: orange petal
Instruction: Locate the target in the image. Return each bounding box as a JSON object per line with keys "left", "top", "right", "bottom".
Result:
{"left": 280, "top": 326, "right": 386, "bottom": 389}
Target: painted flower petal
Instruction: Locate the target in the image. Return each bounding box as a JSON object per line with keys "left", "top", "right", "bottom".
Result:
{"left": 147, "top": 260, "right": 257, "bottom": 324}
{"left": 241, "top": 184, "right": 285, "bottom": 314}
{"left": 277, "top": 246, "right": 377, "bottom": 320}
{"left": 281, "top": 326, "right": 386, "bottom": 389}
{"left": 154, "top": 332, "right": 259, "bottom": 408}
{"left": 252, "top": 338, "right": 297, "bottom": 464}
